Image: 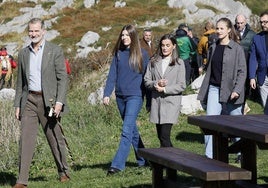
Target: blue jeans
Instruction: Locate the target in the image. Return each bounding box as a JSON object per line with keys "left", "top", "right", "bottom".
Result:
{"left": 205, "top": 85, "right": 242, "bottom": 158}
{"left": 111, "top": 95, "right": 145, "bottom": 170}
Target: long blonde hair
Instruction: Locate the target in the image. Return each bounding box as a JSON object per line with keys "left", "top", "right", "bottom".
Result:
{"left": 113, "top": 24, "right": 143, "bottom": 73}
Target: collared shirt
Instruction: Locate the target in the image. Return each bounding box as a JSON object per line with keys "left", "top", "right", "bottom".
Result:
{"left": 148, "top": 41, "right": 151, "bottom": 48}
{"left": 240, "top": 27, "right": 246, "bottom": 38}
{"left": 28, "top": 40, "right": 45, "bottom": 91}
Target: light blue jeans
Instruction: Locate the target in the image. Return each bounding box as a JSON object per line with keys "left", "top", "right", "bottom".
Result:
{"left": 205, "top": 85, "right": 243, "bottom": 158}
{"left": 111, "top": 95, "right": 145, "bottom": 170}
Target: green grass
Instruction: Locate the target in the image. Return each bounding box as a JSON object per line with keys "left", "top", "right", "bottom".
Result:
{"left": 1, "top": 95, "right": 267, "bottom": 187}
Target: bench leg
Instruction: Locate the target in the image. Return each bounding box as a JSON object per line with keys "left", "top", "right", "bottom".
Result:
{"left": 166, "top": 168, "right": 177, "bottom": 181}
{"left": 241, "top": 139, "right": 257, "bottom": 184}
{"left": 151, "top": 162, "right": 164, "bottom": 188}
{"left": 213, "top": 133, "right": 228, "bottom": 162}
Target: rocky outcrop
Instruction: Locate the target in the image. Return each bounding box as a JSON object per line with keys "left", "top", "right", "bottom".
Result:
{"left": 0, "top": 0, "right": 257, "bottom": 58}
{"left": 167, "top": 0, "right": 255, "bottom": 26}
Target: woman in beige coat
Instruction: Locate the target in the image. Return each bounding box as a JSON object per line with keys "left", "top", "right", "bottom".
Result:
{"left": 144, "top": 34, "right": 186, "bottom": 147}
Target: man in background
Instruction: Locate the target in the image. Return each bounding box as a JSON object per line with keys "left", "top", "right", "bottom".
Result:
{"left": 235, "top": 14, "right": 256, "bottom": 114}
{"left": 140, "top": 28, "right": 155, "bottom": 58}
{"left": 249, "top": 11, "right": 268, "bottom": 115}
{"left": 0, "top": 47, "right": 17, "bottom": 89}
{"left": 197, "top": 21, "right": 216, "bottom": 74}
{"left": 176, "top": 23, "right": 197, "bottom": 85}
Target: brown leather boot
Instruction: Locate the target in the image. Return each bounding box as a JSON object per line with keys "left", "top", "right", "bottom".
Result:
{"left": 12, "top": 184, "right": 27, "bottom": 188}
{"left": 59, "top": 175, "right": 70, "bottom": 182}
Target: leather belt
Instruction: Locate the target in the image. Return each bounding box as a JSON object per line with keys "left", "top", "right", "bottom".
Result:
{"left": 29, "top": 90, "right": 43, "bottom": 95}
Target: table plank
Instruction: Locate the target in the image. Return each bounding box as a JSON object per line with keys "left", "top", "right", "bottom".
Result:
{"left": 188, "top": 115, "right": 268, "bottom": 143}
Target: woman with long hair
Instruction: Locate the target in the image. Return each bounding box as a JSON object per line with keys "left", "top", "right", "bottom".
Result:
{"left": 103, "top": 24, "right": 149, "bottom": 174}
{"left": 144, "top": 34, "right": 186, "bottom": 147}
{"left": 197, "top": 17, "right": 247, "bottom": 159}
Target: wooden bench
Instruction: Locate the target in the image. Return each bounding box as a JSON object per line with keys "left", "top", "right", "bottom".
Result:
{"left": 138, "top": 147, "right": 251, "bottom": 188}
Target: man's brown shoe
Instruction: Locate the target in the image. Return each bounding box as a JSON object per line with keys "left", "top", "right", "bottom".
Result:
{"left": 59, "top": 175, "right": 70, "bottom": 182}
{"left": 12, "top": 184, "right": 27, "bottom": 188}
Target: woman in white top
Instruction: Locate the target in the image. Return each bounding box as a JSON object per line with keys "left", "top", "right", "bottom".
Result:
{"left": 144, "top": 34, "right": 186, "bottom": 147}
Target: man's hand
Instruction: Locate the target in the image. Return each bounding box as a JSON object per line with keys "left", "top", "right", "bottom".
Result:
{"left": 250, "top": 79, "right": 256, "bottom": 89}
{"left": 15, "top": 107, "right": 20, "bottom": 120}
{"left": 54, "top": 103, "right": 62, "bottom": 118}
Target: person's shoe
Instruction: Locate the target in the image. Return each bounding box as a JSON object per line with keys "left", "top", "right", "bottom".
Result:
{"left": 138, "top": 161, "right": 150, "bottom": 168}
{"left": 244, "top": 102, "right": 251, "bottom": 114}
{"left": 12, "top": 184, "right": 27, "bottom": 188}
{"left": 59, "top": 175, "right": 70, "bottom": 182}
{"left": 107, "top": 167, "right": 121, "bottom": 175}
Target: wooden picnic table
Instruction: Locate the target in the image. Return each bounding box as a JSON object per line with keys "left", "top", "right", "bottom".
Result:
{"left": 188, "top": 114, "right": 268, "bottom": 186}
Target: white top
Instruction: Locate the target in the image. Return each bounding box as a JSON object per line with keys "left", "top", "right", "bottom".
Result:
{"left": 161, "top": 56, "right": 171, "bottom": 75}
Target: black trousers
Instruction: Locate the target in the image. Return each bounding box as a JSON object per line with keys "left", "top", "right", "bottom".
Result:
{"left": 156, "top": 124, "right": 173, "bottom": 147}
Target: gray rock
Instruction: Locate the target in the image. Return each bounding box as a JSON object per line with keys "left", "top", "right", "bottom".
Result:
{"left": 88, "top": 87, "right": 104, "bottom": 105}
{"left": 115, "top": 1, "right": 126, "bottom": 8}
{"left": 181, "top": 94, "right": 204, "bottom": 115}
{"left": 0, "top": 88, "right": 15, "bottom": 101}
{"left": 84, "top": 0, "right": 100, "bottom": 8}
{"left": 168, "top": 0, "right": 253, "bottom": 25}
{"left": 75, "top": 31, "right": 101, "bottom": 58}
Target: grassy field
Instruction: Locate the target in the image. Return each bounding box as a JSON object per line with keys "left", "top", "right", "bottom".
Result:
{"left": 1, "top": 88, "right": 267, "bottom": 188}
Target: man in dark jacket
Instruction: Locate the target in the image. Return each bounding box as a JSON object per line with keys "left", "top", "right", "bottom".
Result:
{"left": 249, "top": 11, "right": 268, "bottom": 114}
{"left": 140, "top": 28, "right": 155, "bottom": 58}
{"left": 234, "top": 14, "right": 256, "bottom": 113}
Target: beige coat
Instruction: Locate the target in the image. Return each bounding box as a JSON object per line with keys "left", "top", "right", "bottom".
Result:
{"left": 144, "top": 57, "right": 186, "bottom": 124}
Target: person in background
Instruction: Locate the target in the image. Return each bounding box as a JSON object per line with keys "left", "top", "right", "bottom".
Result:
{"left": 175, "top": 24, "right": 196, "bottom": 85}
{"left": 234, "top": 14, "right": 256, "bottom": 114}
{"left": 0, "top": 47, "right": 17, "bottom": 89}
{"left": 13, "top": 18, "right": 70, "bottom": 188}
{"left": 140, "top": 28, "right": 155, "bottom": 111}
{"left": 197, "top": 21, "right": 216, "bottom": 74}
{"left": 103, "top": 24, "right": 149, "bottom": 175}
{"left": 197, "top": 17, "right": 247, "bottom": 159}
{"left": 249, "top": 11, "right": 268, "bottom": 115}
{"left": 188, "top": 27, "right": 200, "bottom": 81}
{"left": 140, "top": 28, "right": 155, "bottom": 58}
{"left": 144, "top": 34, "right": 186, "bottom": 147}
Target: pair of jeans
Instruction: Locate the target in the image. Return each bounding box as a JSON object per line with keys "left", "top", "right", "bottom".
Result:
{"left": 205, "top": 85, "right": 242, "bottom": 158}
{"left": 111, "top": 95, "right": 145, "bottom": 170}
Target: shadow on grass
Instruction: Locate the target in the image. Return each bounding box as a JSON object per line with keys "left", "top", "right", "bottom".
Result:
{"left": 127, "top": 175, "right": 201, "bottom": 188}
{"left": 127, "top": 184, "right": 151, "bottom": 188}
{"left": 0, "top": 171, "right": 16, "bottom": 186}
{"left": 259, "top": 176, "right": 268, "bottom": 184}
{"left": 71, "top": 161, "right": 139, "bottom": 171}
{"left": 0, "top": 171, "right": 48, "bottom": 186}
{"left": 175, "top": 131, "right": 204, "bottom": 143}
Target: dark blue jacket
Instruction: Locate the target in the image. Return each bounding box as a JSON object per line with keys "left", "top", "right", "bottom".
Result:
{"left": 104, "top": 48, "right": 149, "bottom": 97}
{"left": 249, "top": 31, "right": 268, "bottom": 86}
